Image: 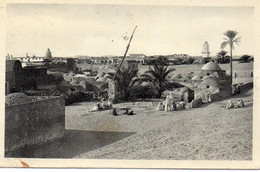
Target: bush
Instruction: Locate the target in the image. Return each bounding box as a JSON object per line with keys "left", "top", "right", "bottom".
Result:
{"left": 65, "top": 91, "right": 93, "bottom": 105}
{"left": 131, "top": 82, "right": 158, "bottom": 99}
{"left": 239, "top": 55, "right": 251, "bottom": 63}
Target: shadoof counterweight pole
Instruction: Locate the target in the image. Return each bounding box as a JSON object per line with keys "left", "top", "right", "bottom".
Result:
{"left": 113, "top": 26, "right": 137, "bottom": 80}
{"left": 108, "top": 26, "right": 137, "bottom": 103}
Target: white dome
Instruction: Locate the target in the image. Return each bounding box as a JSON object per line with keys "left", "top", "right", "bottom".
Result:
{"left": 191, "top": 74, "right": 203, "bottom": 81}
{"left": 201, "top": 62, "right": 222, "bottom": 71}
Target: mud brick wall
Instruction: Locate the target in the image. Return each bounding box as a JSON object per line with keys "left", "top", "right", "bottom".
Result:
{"left": 5, "top": 96, "right": 65, "bottom": 154}
{"left": 237, "top": 82, "right": 253, "bottom": 94}
{"left": 234, "top": 70, "right": 253, "bottom": 78}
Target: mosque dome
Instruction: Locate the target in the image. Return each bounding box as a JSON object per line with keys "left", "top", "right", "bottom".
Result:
{"left": 201, "top": 62, "right": 221, "bottom": 71}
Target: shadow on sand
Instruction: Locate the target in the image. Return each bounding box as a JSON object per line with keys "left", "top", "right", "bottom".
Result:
{"left": 7, "top": 130, "right": 135, "bottom": 158}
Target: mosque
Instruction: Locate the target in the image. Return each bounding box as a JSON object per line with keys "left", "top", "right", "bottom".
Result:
{"left": 170, "top": 61, "right": 232, "bottom": 104}
{"left": 192, "top": 62, "right": 232, "bottom": 103}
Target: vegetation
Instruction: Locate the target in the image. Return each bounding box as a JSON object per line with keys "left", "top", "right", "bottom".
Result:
{"left": 221, "top": 30, "right": 241, "bottom": 84}
{"left": 107, "top": 66, "right": 139, "bottom": 101}
{"left": 239, "top": 55, "right": 251, "bottom": 63}
{"left": 216, "top": 50, "right": 230, "bottom": 64}
{"left": 65, "top": 91, "right": 93, "bottom": 105}
{"left": 144, "top": 56, "right": 196, "bottom": 65}
{"left": 137, "top": 57, "right": 175, "bottom": 98}
{"left": 131, "top": 82, "right": 158, "bottom": 99}
{"left": 181, "top": 57, "right": 195, "bottom": 64}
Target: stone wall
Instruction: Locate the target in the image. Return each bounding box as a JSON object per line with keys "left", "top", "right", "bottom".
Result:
{"left": 5, "top": 96, "right": 65, "bottom": 155}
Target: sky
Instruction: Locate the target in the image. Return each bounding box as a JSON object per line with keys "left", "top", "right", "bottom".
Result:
{"left": 6, "top": 4, "right": 255, "bottom": 57}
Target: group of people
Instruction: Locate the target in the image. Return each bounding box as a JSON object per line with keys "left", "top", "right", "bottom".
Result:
{"left": 91, "top": 98, "right": 113, "bottom": 112}
{"left": 226, "top": 98, "right": 245, "bottom": 109}
{"left": 91, "top": 99, "right": 135, "bottom": 116}
{"left": 112, "top": 108, "right": 134, "bottom": 116}
{"left": 156, "top": 95, "right": 187, "bottom": 111}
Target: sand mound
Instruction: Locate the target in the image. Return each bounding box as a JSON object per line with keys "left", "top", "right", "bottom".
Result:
{"left": 6, "top": 93, "right": 33, "bottom": 106}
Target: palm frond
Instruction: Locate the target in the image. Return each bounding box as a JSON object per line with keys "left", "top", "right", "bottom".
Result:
{"left": 223, "top": 38, "right": 229, "bottom": 41}
{"left": 233, "top": 37, "right": 241, "bottom": 46}
{"left": 142, "top": 72, "right": 156, "bottom": 80}
{"left": 163, "top": 68, "right": 176, "bottom": 80}
{"left": 221, "top": 41, "right": 229, "bottom": 49}
{"left": 147, "top": 68, "right": 160, "bottom": 81}
{"left": 224, "top": 30, "right": 238, "bottom": 40}
{"left": 217, "top": 50, "right": 228, "bottom": 58}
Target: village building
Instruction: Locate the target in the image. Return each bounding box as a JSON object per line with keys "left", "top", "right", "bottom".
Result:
{"left": 194, "top": 62, "right": 232, "bottom": 102}
{"left": 122, "top": 60, "right": 139, "bottom": 70}
{"left": 67, "top": 58, "right": 77, "bottom": 71}
{"left": 5, "top": 59, "right": 54, "bottom": 95}
{"left": 191, "top": 74, "right": 203, "bottom": 87}
{"left": 5, "top": 60, "right": 23, "bottom": 94}
{"left": 169, "top": 61, "right": 232, "bottom": 104}
{"left": 128, "top": 54, "right": 146, "bottom": 64}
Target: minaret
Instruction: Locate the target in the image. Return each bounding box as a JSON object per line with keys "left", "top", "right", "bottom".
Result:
{"left": 201, "top": 41, "right": 210, "bottom": 58}
{"left": 6, "top": 54, "right": 10, "bottom": 60}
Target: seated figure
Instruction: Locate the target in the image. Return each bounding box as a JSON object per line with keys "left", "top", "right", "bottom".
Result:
{"left": 156, "top": 102, "right": 164, "bottom": 111}
{"left": 237, "top": 98, "right": 245, "bottom": 108}
{"left": 226, "top": 100, "right": 234, "bottom": 109}
{"left": 92, "top": 102, "right": 102, "bottom": 111}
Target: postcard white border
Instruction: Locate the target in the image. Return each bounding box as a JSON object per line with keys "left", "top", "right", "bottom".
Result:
{"left": 0, "top": 0, "right": 259, "bottom": 169}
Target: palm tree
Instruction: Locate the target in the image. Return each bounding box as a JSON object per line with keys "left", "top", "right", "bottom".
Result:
{"left": 221, "top": 30, "right": 241, "bottom": 84}
{"left": 240, "top": 54, "right": 251, "bottom": 63}
{"left": 216, "top": 50, "right": 230, "bottom": 64}
{"left": 107, "top": 66, "right": 138, "bottom": 101}
{"left": 136, "top": 57, "right": 175, "bottom": 98}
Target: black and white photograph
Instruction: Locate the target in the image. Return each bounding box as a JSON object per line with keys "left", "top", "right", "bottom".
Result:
{"left": 1, "top": 0, "right": 260, "bottom": 169}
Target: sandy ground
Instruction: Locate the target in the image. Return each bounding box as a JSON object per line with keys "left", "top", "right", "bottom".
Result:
{"left": 11, "top": 89, "right": 252, "bottom": 160}
{"left": 65, "top": 90, "right": 253, "bottom": 160}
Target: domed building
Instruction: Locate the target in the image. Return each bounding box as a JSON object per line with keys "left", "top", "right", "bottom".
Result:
{"left": 190, "top": 61, "right": 232, "bottom": 103}
{"left": 192, "top": 62, "right": 232, "bottom": 102}
{"left": 195, "top": 76, "right": 232, "bottom": 103}
{"left": 45, "top": 48, "right": 52, "bottom": 59}
{"left": 191, "top": 74, "right": 203, "bottom": 87}
{"left": 201, "top": 61, "right": 226, "bottom": 78}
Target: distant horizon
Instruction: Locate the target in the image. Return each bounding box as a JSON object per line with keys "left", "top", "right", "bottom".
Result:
{"left": 6, "top": 4, "right": 254, "bottom": 57}
{"left": 8, "top": 52, "right": 251, "bottom": 59}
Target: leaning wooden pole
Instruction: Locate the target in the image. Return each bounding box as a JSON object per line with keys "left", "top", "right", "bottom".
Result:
{"left": 113, "top": 26, "right": 137, "bottom": 80}
{"left": 230, "top": 43, "right": 233, "bottom": 85}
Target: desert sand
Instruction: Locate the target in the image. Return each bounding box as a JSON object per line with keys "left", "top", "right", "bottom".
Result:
{"left": 67, "top": 90, "right": 252, "bottom": 160}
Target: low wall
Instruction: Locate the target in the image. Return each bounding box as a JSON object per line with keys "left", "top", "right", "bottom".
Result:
{"left": 237, "top": 82, "right": 253, "bottom": 94}
{"left": 234, "top": 70, "right": 253, "bottom": 78}
{"left": 5, "top": 96, "right": 65, "bottom": 155}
